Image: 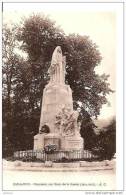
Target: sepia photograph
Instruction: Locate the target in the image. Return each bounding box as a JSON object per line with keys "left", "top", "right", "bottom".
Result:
{"left": 1, "top": 1, "right": 124, "bottom": 192}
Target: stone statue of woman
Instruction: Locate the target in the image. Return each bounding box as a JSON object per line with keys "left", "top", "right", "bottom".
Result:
{"left": 48, "top": 46, "right": 66, "bottom": 84}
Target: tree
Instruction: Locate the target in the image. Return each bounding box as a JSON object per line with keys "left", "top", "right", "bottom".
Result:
{"left": 2, "top": 24, "right": 21, "bottom": 156}
{"left": 17, "top": 14, "right": 66, "bottom": 62}
{"left": 65, "top": 34, "right": 113, "bottom": 117}
{"left": 2, "top": 25, "right": 37, "bottom": 156}
{"left": 93, "top": 118, "right": 116, "bottom": 160}
{"left": 80, "top": 109, "right": 97, "bottom": 150}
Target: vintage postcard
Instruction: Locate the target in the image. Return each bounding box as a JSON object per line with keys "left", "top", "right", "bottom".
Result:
{"left": 1, "top": 1, "right": 124, "bottom": 193}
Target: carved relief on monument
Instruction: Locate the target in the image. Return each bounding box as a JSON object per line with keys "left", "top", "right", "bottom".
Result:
{"left": 55, "top": 106, "right": 81, "bottom": 137}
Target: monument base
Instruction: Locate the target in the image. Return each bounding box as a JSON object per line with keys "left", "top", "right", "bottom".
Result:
{"left": 44, "top": 133, "right": 60, "bottom": 150}
{"left": 61, "top": 135, "right": 84, "bottom": 151}
{"left": 34, "top": 133, "right": 45, "bottom": 150}
{"left": 34, "top": 133, "right": 60, "bottom": 150}
{"left": 34, "top": 133, "right": 84, "bottom": 151}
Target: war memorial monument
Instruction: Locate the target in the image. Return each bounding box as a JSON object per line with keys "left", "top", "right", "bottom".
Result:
{"left": 34, "top": 46, "right": 83, "bottom": 152}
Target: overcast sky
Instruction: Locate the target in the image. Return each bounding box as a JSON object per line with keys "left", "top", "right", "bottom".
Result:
{"left": 3, "top": 2, "right": 117, "bottom": 119}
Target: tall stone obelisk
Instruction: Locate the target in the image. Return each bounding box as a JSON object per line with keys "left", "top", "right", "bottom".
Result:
{"left": 34, "top": 46, "right": 83, "bottom": 150}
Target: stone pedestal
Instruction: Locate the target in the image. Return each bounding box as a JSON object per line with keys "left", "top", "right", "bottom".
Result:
{"left": 34, "top": 133, "right": 45, "bottom": 150}
{"left": 39, "top": 84, "right": 73, "bottom": 133}
{"left": 34, "top": 133, "right": 60, "bottom": 150}
{"left": 61, "top": 135, "right": 84, "bottom": 151}
{"left": 34, "top": 133, "right": 84, "bottom": 151}
{"left": 34, "top": 81, "right": 84, "bottom": 152}
{"left": 44, "top": 133, "right": 60, "bottom": 150}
